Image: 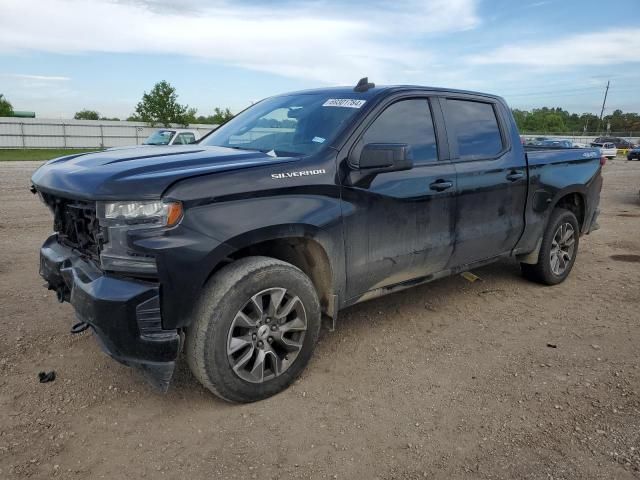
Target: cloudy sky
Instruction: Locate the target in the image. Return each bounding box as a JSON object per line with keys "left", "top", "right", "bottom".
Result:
{"left": 1, "top": 0, "right": 639, "bottom": 118}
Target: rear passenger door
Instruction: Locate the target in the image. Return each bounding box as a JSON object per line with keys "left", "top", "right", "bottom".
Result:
{"left": 442, "top": 97, "right": 528, "bottom": 267}
{"left": 342, "top": 96, "right": 456, "bottom": 298}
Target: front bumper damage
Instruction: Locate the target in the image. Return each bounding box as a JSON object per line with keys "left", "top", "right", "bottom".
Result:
{"left": 39, "top": 234, "right": 180, "bottom": 391}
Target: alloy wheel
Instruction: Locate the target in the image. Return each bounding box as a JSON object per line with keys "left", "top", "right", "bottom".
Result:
{"left": 227, "top": 288, "right": 307, "bottom": 383}
{"left": 550, "top": 222, "right": 575, "bottom": 276}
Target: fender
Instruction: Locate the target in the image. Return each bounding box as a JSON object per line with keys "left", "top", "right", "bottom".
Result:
{"left": 209, "top": 223, "right": 344, "bottom": 299}
{"left": 513, "top": 149, "right": 600, "bottom": 257}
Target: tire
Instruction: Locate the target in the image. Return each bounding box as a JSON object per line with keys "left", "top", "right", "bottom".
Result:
{"left": 521, "top": 208, "right": 580, "bottom": 285}
{"left": 185, "top": 256, "right": 321, "bottom": 403}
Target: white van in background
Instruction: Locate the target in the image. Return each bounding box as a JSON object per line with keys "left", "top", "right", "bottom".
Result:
{"left": 590, "top": 141, "right": 617, "bottom": 159}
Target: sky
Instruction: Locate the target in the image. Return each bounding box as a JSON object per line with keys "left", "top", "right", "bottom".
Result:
{"left": 1, "top": 0, "right": 639, "bottom": 119}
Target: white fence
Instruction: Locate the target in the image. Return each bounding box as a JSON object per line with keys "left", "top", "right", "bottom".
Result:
{"left": 0, "top": 118, "right": 216, "bottom": 149}
{"left": 2, "top": 117, "right": 637, "bottom": 150}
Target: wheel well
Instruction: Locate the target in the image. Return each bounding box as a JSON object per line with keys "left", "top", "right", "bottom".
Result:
{"left": 216, "top": 237, "right": 334, "bottom": 316}
{"left": 555, "top": 192, "right": 585, "bottom": 230}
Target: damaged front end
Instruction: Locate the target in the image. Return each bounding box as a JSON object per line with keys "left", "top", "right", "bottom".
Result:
{"left": 35, "top": 191, "right": 181, "bottom": 392}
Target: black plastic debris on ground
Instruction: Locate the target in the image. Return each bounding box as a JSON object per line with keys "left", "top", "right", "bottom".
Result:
{"left": 38, "top": 371, "right": 56, "bottom": 383}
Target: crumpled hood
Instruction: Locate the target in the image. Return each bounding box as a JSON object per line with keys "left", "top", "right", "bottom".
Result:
{"left": 31, "top": 145, "right": 295, "bottom": 200}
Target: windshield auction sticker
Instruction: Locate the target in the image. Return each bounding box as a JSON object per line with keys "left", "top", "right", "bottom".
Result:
{"left": 322, "top": 99, "right": 366, "bottom": 108}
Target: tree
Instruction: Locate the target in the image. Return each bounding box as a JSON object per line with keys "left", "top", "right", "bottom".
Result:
{"left": 195, "top": 107, "right": 235, "bottom": 125}
{"left": 74, "top": 109, "right": 100, "bottom": 120}
{"left": 0, "top": 94, "right": 14, "bottom": 117}
{"left": 133, "top": 80, "right": 194, "bottom": 127}
{"left": 511, "top": 107, "right": 640, "bottom": 134}
{"left": 211, "top": 107, "right": 234, "bottom": 124}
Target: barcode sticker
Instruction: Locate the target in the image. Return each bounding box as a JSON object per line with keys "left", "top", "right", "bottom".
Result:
{"left": 322, "top": 99, "right": 366, "bottom": 108}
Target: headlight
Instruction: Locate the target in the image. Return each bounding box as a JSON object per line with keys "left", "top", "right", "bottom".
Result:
{"left": 103, "top": 200, "right": 183, "bottom": 227}
{"left": 97, "top": 200, "right": 183, "bottom": 275}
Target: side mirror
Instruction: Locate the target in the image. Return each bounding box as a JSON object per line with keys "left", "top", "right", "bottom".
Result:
{"left": 357, "top": 143, "right": 412, "bottom": 172}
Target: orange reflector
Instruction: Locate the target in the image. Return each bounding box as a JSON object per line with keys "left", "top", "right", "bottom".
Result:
{"left": 166, "top": 202, "right": 183, "bottom": 226}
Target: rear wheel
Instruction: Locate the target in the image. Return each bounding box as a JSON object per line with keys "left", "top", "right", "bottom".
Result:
{"left": 186, "top": 256, "right": 321, "bottom": 403}
{"left": 521, "top": 208, "right": 580, "bottom": 285}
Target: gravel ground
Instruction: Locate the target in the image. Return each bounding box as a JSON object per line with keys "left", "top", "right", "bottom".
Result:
{"left": 1, "top": 159, "right": 639, "bottom": 480}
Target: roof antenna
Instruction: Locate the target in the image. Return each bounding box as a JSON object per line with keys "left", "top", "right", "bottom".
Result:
{"left": 354, "top": 77, "right": 375, "bottom": 92}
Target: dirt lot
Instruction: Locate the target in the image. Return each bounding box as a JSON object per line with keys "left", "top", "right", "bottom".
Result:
{"left": 1, "top": 159, "right": 639, "bottom": 479}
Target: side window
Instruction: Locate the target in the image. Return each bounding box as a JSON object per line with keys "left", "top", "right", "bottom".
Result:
{"left": 446, "top": 99, "right": 504, "bottom": 160}
{"left": 356, "top": 99, "right": 438, "bottom": 165}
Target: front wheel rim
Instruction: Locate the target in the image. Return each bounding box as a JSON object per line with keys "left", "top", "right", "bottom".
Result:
{"left": 550, "top": 222, "right": 575, "bottom": 276}
{"left": 227, "top": 287, "right": 307, "bottom": 383}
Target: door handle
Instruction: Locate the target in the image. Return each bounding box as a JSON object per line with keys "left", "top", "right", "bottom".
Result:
{"left": 506, "top": 170, "right": 524, "bottom": 181}
{"left": 429, "top": 179, "right": 453, "bottom": 192}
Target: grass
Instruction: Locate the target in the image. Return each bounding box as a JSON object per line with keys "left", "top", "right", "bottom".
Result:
{"left": 0, "top": 148, "right": 101, "bottom": 161}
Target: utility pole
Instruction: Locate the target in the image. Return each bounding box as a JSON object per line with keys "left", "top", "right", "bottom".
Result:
{"left": 596, "top": 80, "right": 610, "bottom": 134}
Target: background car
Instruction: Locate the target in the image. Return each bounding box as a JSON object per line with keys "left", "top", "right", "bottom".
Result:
{"left": 591, "top": 141, "right": 617, "bottom": 158}
{"left": 627, "top": 146, "right": 640, "bottom": 160}
{"left": 538, "top": 139, "right": 574, "bottom": 148}
{"left": 143, "top": 128, "right": 200, "bottom": 145}
{"left": 593, "top": 137, "right": 635, "bottom": 149}
{"left": 526, "top": 136, "right": 549, "bottom": 145}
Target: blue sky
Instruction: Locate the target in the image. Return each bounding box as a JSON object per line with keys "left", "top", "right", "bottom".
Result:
{"left": 1, "top": 0, "right": 639, "bottom": 119}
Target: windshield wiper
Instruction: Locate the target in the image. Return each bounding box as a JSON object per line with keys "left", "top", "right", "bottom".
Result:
{"left": 223, "top": 145, "right": 269, "bottom": 153}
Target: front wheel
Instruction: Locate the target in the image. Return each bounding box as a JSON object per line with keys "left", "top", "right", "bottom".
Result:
{"left": 186, "top": 256, "right": 321, "bottom": 403}
{"left": 521, "top": 208, "right": 580, "bottom": 285}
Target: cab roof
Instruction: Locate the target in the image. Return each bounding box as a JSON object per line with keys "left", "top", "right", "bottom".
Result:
{"left": 279, "top": 84, "right": 502, "bottom": 101}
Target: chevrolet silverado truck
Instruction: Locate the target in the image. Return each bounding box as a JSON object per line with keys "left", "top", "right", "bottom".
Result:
{"left": 31, "top": 79, "right": 603, "bottom": 403}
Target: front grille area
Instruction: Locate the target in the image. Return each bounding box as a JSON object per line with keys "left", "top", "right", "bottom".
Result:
{"left": 41, "top": 193, "right": 102, "bottom": 260}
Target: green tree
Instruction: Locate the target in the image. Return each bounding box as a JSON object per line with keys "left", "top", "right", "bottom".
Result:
{"left": 74, "top": 109, "right": 100, "bottom": 120}
{"left": 184, "top": 107, "right": 198, "bottom": 125}
{"left": 133, "top": 80, "right": 194, "bottom": 127}
{"left": 195, "top": 107, "right": 235, "bottom": 125}
{"left": 510, "top": 107, "right": 640, "bottom": 133}
{"left": 211, "top": 107, "right": 234, "bottom": 124}
{"left": 0, "top": 94, "right": 14, "bottom": 116}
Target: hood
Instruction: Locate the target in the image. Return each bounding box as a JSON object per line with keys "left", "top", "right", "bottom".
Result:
{"left": 31, "top": 145, "right": 295, "bottom": 200}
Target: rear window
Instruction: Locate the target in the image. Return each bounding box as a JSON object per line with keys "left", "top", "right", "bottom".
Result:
{"left": 445, "top": 99, "right": 504, "bottom": 160}
{"left": 175, "top": 132, "right": 196, "bottom": 144}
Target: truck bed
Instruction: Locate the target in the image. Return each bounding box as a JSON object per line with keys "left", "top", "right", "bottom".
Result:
{"left": 524, "top": 145, "right": 601, "bottom": 167}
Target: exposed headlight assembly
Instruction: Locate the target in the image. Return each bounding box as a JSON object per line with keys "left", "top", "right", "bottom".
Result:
{"left": 97, "top": 200, "right": 183, "bottom": 275}
{"left": 103, "top": 200, "right": 183, "bottom": 227}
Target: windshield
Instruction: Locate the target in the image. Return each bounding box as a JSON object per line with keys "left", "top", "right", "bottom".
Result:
{"left": 143, "top": 130, "right": 175, "bottom": 145}
{"left": 201, "top": 93, "right": 366, "bottom": 156}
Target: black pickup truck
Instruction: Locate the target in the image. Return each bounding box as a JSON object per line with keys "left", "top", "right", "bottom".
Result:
{"left": 31, "top": 79, "right": 603, "bottom": 402}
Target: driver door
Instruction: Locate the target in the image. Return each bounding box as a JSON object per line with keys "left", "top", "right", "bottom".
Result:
{"left": 341, "top": 97, "right": 456, "bottom": 299}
